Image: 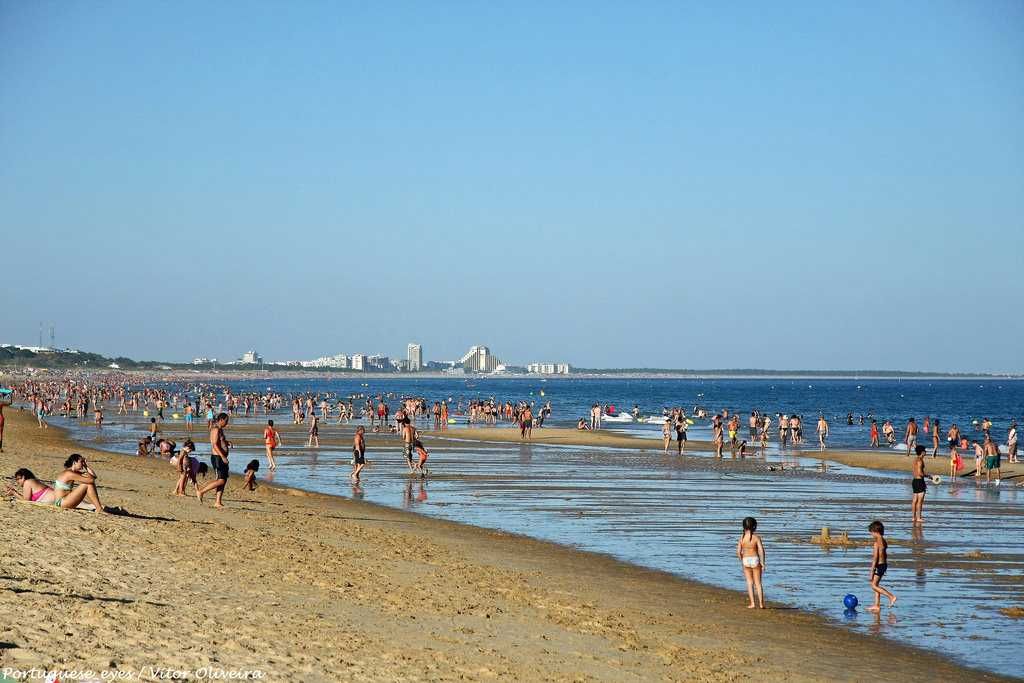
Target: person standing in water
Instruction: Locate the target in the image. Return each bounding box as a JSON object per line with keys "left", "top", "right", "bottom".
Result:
{"left": 867, "top": 520, "right": 896, "bottom": 613}
{"left": 911, "top": 445, "right": 927, "bottom": 523}
{"left": 520, "top": 404, "right": 533, "bottom": 439}
{"left": 675, "top": 415, "right": 688, "bottom": 455}
{"left": 352, "top": 425, "right": 366, "bottom": 482}
{"left": 736, "top": 517, "right": 766, "bottom": 609}
{"left": 402, "top": 419, "right": 417, "bottom": 472}
{"left": 931, "top": 420, "right": 941, "bottom": 457}
{"left": 263, "top": 419, "right": 280, "bottom": 470}
{"left": 816, "top": 415, "right": 829, "bottom": 450}
{"left": 983, "top": 434, "right": 1001, "bottom": 483}
{"left": 713, "top": 415, "right": 724, "bottom": 458}
{"left": 307, "top": 416, "right": 320, "bottom": 448}
{"left": 1007, "top": 421, "right": 1018, "bottom": 465}
{"left": 904, "top": 417, "right": 918, "bottom": 456}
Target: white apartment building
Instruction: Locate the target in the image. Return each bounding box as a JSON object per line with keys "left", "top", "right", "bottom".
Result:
{"left": 407, "top": 343, "right": 423, "bottom": 371}
{"left": 301, "top": 354, "right": 349, "bottom": 369}
{"left": 241, "top": 350, "right": 262, "bottom": 365}
{"left": 459, "top": 345, "right": 502, "bottom": 373}
{"left": 527, "top": 362, "right": 571, "bottom": 375}
{"left": 351, "top": 353, "right": 367, "bottom": 371}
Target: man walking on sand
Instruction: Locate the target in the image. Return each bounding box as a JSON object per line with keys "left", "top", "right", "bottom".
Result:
{"left": 198, "top": 412, "right": 231, "bottom": 509}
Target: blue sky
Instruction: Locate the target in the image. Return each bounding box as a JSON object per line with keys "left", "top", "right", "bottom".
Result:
{"left": 2, "top": 1, "right": 1022, "bottom": 371}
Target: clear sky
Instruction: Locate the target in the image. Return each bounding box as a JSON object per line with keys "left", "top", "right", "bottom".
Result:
{"left": 2, "top": 1, "right": 1022, "bottom": 371}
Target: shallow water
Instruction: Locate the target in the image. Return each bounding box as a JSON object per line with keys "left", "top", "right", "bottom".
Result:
{"left": 67, "top": 412, "right": 1024, "bottom": 679}
{"left": 152, "top": 376, "right": 1024, "bottom": 450}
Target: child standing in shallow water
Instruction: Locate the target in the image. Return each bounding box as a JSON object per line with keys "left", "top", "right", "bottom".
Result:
{"left": 868, "top": 520, "right": 897, "bottom": 613}
{"left": 736, "top": 517, "right": 766, "bottom": 609}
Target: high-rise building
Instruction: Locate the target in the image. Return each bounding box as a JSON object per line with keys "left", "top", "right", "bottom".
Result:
{"left": 407, "top": 343, "right": 423, "bottom": 371}
{"left": 459, "top": 345, "right": 502, "bottom": 373}
{"left": 241, "top": 350, "right": 262, "bottom": 365}
{"left": 351, "top": 353, "right": 367, "bottom": 371}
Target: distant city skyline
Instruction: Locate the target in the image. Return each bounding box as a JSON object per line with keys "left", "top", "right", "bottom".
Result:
{"left": 2, "top": 3, "right": 1021, "bottom": 373}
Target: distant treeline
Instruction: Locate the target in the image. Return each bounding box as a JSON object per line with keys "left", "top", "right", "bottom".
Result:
{"left": 0, "top": 346, "right": 167, "bottom": 370}
{"left": 0, "top": 348, "right": 383, "bottom": 373}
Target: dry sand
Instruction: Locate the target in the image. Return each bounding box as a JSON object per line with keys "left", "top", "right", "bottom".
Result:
{"left": 0, "top": 410, "right": 1011, "bottom": 682}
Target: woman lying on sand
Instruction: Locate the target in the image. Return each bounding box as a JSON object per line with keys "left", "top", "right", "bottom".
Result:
{"left": 5, "top": 468, "right": 57, "bottom": 504}
{"left": 53, "top": 454, "right": 107, "bottom": 512}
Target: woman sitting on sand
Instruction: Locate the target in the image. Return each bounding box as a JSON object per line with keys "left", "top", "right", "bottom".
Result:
{"left": 5, "top": 468, "right": 57, "bottom": 504}
{"left": 53, "top": 454, "right": 107, "bottom": 512}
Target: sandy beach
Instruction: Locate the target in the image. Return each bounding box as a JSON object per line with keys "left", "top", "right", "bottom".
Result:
{"left": 0, "top": 410, "right": 1013, "bottom": 682}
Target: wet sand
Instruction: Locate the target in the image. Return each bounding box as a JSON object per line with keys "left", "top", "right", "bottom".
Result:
{"left": 433, "top": 426, "right": 1024, "bottom": 480}
{"left": 0, "top": 411, "right": 1012, "bottom": 681}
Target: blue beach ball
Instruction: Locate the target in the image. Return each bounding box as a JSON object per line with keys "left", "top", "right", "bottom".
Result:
{"left": 843, "top": 594, "right": 858, "bottom": 610}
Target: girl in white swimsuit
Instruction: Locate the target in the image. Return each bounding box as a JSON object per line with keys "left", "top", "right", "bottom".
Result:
{"left": 737, "top": 517, "right": 766, "bottom": 609}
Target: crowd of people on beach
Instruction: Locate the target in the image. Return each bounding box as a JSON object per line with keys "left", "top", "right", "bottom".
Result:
{"left": 3, "top": 372, "right": 1021, "bottom": 617}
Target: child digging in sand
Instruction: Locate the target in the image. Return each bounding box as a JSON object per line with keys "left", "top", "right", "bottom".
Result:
{"left": 173, "top": 440, "right": 198, "bottom": 496}
{"left": 736, "top": 517, "right": 766, "bottom": 609}
{"left": 868, "top": 520, "right": 897, "bottom": 613}
{"left": 241, "top": 459, "right": 259, "bottom": 492}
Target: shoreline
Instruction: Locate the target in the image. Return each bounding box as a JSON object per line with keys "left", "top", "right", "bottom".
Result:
{"left": 0, "top": 411, "right": 1013, "bottom": 681}
{"left": 424, "top": 425, "right": 1024, "bottom": 480}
